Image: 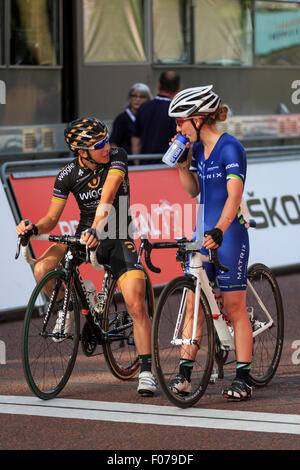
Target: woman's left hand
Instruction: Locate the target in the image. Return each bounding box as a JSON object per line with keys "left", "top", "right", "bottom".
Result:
{"left": 203, "top": 227, "right": 223, "bottom": 249}
{"left": 81, "top": 228, "right": 99, "bottom": 249}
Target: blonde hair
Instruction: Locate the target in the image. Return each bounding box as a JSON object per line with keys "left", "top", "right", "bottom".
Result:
{"left": 206, "top": 105, "right": 228, "bottom": 125}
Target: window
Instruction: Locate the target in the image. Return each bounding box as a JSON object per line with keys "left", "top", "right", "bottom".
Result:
{"left": 255, "top": 1, "right": 300, "bottom": 65}
{"left": 194, "top": 0, "right": 253, "bottom": 66}
{"left": 153, "top": 0, "right": 253, "bottom": 66}
{"left": 10, "top": 0, "right": 60, "bottom": 66}
{"left": 153, "top": 0, "right": 191, "bottom": 64}
{"left": 83, "top": 0, "right": 146, "bottom": 63}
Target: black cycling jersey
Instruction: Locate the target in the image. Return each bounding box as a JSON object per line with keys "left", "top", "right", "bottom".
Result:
{"left": 53, "top": 147, "right": 133, "bottom": 239}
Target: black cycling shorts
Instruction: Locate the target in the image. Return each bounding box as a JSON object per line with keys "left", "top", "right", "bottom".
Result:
{"left": 96, "top": 239, "right": 145, "bottom": 286}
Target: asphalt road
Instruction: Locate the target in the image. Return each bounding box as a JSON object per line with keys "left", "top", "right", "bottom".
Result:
{"left": 0, "top": 272, "right": 299, "bottom": 454}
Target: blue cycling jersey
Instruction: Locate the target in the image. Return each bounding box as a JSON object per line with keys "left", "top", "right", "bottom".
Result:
{"left": 191, "top": 133, "right": 247, "bottom": 235}
{"left": 190, "top": 133, "right": 249, "bottom": 291}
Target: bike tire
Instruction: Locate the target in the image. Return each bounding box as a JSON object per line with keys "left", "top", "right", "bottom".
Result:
{"left": 102, "top": 268, "right": 154, "bottom": 380}
{"left": 22, "top": 270, "right": 80, "bottom": 400}
{"left": 152, "top": 275, "right": 215, "bottom": 408}
{"left": 247, "top": 263, "right": 284, "bottom": 387}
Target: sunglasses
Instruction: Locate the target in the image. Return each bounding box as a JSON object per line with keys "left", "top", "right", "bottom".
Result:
{"left": 91, "top": 136, "right": 109, "bottom": 150}
{"left": 176, "top": 118, "right": 191, "bottom": 124}
{"left": 176, "top": 116, "right": 206, "bottom": 125}
{"left": 130, "top": 94, "right": 147, "bottom": 99}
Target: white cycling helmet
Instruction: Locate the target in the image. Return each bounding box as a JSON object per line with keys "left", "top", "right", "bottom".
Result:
{"left": 169, "top": 85, "right": 221, "bottom": 118}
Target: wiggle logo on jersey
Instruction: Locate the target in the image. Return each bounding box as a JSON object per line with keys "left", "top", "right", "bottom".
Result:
{"left": 57, "top": 163, "right": 75, "bottom": 181}
{"left": 79, "top": 188, "right": 102, "bottom": 200}
{"left": 88, "top": 176, "right": 101, "bottom": 189}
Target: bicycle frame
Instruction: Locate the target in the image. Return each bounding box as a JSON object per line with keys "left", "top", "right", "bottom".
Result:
{"left": 73, "top": 262, "right": 134, "bottom": 342}
{"left": 175, "top": 251, "right": 235, "bottom": 351}
{"left": 170, "top": 251, "right": 276, "bottom": 353}
{"left": 247, "top": 279, "right": 274, "bottom": 338}
{"left": 18, "top": 234, "right": 134, "bottom": 343}
{"left": 140, "top": 234, "right": 276, "bottom": 355}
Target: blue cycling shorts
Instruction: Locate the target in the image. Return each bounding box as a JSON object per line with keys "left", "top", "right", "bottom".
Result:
{"left": 188, "top": 225, "right": 249, "bottom": 292}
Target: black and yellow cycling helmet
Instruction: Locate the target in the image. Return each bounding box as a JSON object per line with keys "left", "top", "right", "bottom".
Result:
{"left": 64, "top": 117, "right": 108, "bottom": 152}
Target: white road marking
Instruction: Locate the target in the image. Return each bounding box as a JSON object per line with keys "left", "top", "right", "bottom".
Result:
{"left": 0, "top": 395, "right": 300, "bottom": 435}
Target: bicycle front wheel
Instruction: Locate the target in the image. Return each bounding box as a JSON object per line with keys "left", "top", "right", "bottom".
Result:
{"left": 102, "top": 268, "right": 154, "bottom": 380}
{"left": 22, "top": 271, "right": 80, "bottom": 399}
{"left": 152, "top": 276, "right": 215, "bottom": 408}
{"left": 247, "top": 263, "right": 284, "bottom": 387}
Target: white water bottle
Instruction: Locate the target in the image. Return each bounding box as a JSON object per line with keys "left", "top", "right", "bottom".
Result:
{"left": 83, "top": 280, "right": 98, "bottom": 310}
{"left": 162, "top": 134, "right": 189, "bottom": 168}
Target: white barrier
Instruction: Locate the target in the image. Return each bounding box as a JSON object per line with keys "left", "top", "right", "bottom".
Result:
{"left": 0, "top": 155, "right": 299, "bottom": 314}
{"left": 246, "top": 158, "right": 300, "bottom": 268}
{"left": 0, "top": 182, "right": 37, "bottom": 312}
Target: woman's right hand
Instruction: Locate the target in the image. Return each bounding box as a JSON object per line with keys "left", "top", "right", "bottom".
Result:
{"left": 16, "top": 219, "right": 36, "bottom": 236}
{"left": 177, "top": 144, "right": 192, "bottom": 170}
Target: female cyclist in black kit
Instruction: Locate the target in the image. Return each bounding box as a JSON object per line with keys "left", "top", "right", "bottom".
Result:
{"left": 16, "top": 117, "right": 157, "bottom": 397}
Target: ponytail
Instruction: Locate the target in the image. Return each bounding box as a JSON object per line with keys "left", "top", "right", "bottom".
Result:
{"left": 216, "top": 105, "right": 228, "bottom": 122}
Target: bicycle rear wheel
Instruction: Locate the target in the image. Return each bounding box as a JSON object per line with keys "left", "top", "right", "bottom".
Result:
{"left": 247, "top": 263, "right": 284, "bottom": 387}
{"left": 102, "top": 268, "right": 154, "bottom": 380}
{"left": 152, "top": 276, "right": 215, "bottom": 408}
{"left": 22, "top": 271, "right": 80, "bottom": 399}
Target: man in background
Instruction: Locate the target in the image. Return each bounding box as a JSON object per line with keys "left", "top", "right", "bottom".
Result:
{"left": 131, "top": 71, "right": 181, "bottom": 159}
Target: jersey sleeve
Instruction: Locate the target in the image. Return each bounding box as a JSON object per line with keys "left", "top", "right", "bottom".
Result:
{"left": 108, "top": 147, "right": 128, "bottom": 178}
{"left": 222, "top": 140, "right": 246, "bottom": 185}
{"left": 52, "top": 164, "right": 73, "bottom": 204}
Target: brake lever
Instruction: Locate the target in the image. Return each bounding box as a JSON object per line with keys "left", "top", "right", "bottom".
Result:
{"left": 85, "top": 245, "right": 97, "bottom": 264}
{"left": 85, "top": 245, "right": 89, "bottom": 264}
{"left": 15, "top": 234, "right": 31, "bottom": 259}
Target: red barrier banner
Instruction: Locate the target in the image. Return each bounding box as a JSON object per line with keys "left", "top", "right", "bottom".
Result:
{"left": 10, "top": 168, "right": 198, "bottom": 287}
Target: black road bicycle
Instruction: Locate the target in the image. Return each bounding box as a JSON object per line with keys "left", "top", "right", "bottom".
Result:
{"left": 16, "top": 234, "right": 154, "bottom": 400}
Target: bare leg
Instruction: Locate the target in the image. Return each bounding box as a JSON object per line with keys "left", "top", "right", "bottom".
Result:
{"left": 222, "top": 290, "right": 253, "bottom": 362}
{"left": 33, "top": 244, "right": 66, "bottom": 298}
{"left": 120, "top": 277, "right": 151, "bottom": 355}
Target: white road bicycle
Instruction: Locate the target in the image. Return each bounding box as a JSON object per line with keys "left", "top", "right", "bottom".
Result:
{"left": 141, "top": 234, "right": 284, "bottom": 408}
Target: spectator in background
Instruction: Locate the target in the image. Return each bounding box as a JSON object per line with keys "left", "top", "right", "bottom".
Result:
{"left": 131, "top": 71, "right": 181, "bottom": 162}
{"left": 110, "top": 83, "right": 152, "bottom": 156}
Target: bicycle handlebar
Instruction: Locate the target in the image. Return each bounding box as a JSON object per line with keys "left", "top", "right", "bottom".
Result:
{"left": 140, "top": 234, "right": 229, "bottom": 274}
{"left": 15, "top": 234, "right": 104, "bottom": 272}
{"left": 208, "top": 248, "right": 229, "bottom": 273}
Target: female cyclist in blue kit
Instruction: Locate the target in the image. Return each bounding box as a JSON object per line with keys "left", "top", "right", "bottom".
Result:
{"left": 168, "top": 85, "right": 253, "bottom": 401}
